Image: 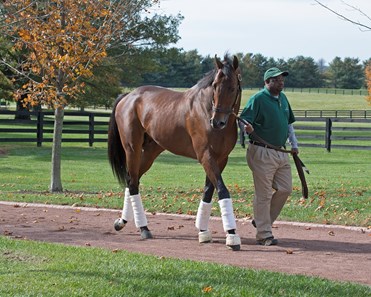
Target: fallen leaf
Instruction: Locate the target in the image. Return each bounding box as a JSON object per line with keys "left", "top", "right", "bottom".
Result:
{"left": 167, "top": 226, "right": 175, "bottom": 230}
{"left": 328, "top": 231, "right": 335, "bottom": 236}
{"left": 85, "top": 243, "right": 91, "bottom": 246}
{"left": 202, "top": 286, "right": 213, "bottom": 293}
{"left": 315, "top": 205, "right": 324, "bottom": 211}
{"left": 286, "top": 249, "right": 294, "bottom": 254}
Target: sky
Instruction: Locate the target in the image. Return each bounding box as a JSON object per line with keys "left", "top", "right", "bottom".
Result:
{"left": 155, "top": 0, "right": 371, "bottom": 64}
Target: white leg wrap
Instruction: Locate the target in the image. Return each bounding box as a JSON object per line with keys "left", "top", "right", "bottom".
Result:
{"left": 131, "top": 193, "right": 148, "bottom": 228}
{"left": 121, "top": 188, "right": 134, "bottom": 221}
{"left": 198, "top": 230, "right": 212, "bottom": 243}
{"left": 218, "top": 198, "right": 237, "bottom": 232}
{"left": 195, "top": 201, "right": 213, "bottom": 231}
{"left": 226, "top": 234, "right": 241, "bottom": 248}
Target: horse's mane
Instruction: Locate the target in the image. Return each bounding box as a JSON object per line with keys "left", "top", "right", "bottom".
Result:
{"left": 196, "top": 55, "right": 235, "bottom": 90}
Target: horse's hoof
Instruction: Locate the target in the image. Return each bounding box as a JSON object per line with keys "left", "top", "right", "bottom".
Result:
{"left": 114, "top": 218, "right": 126, "bottom": 231}
{"left": 141, "top": 229, "right": 153, "bottom": 239}
{"left": 198, "top": 230, "right": 212, "bottom": 243}
{"left": 226, "top": 234, "right": 241, "bottom": 251}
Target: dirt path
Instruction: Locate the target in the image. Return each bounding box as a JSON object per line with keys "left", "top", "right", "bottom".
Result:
{"left": 1, "top": 201, "right": 370, "bottom": 286}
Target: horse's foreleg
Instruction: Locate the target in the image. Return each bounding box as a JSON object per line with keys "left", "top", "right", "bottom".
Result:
{"left": 130, "top": 193, "right": 153, "bottom": 239}
{"left": 114, "top": 188, "right": 133, "bottom": 231}
{"left": 216, "top": 177, "right": 241, "bottom": 251}
{"left": 195, "top": 177, "right": 214, "bottom": 243}
{"left": 199, "top": 156, "right": 241, "bottom": 250}
{"left": 218, "top": 198, "right": 240, "bottom": 250}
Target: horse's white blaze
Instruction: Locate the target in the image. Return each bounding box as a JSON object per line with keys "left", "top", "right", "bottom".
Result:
{"left": 218, "top": 198, "right": 237, "bottom": 232}
{"left": 195, "top": 200, "right": 213, "bottom": 231}
{"left": 131, "top": 193, "right": 148, "bottom": 228}
{"left": 121, "top": 188, "right": 134, "bottom": 221}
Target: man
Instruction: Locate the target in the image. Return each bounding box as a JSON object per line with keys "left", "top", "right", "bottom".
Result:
{"left": 240, "top": 67, "right": 299, "bottom": 246}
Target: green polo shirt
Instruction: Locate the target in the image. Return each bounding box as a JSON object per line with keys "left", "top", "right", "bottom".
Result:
{"left": 240, "top": 87, "right": 295, "bottom": 147}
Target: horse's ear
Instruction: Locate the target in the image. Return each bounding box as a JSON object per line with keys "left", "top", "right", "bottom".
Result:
{"left": 215, "top": 54, "right": 223, "bottom": 69}
{"left": 233, "top": 55, "right": 239, "bottom": 70}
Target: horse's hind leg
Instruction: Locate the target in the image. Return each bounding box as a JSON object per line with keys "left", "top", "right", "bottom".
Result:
{"left": 126, "top": 138, "right": 164, "bottom": 239}
{"left": 131, "top": 193, "right": 153, "bottom": 239}
{"left": 114, "top": 188, "right": 133, "bottom": 231}
{"left": 195, "top": 177, "right": 214, "bottom": 243}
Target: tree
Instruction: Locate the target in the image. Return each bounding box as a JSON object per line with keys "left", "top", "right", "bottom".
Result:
{"left": 285, "top": 56, "right": 323, "bottom": 88}
{"left": 366, "top": 61, "right": 371, "bottom": 105}
{"left": 141, "top": 48, "right": 204, "bottom": 87}
{"left": 314, "top": 1, "right": 371, "bottom": 31}
{"left": 0, "top": 0, "right": 175, "bottom": 192}
{"left": 0, "top": 37, "right": 14, "bottom": 101}
{"left": 327, "top": 57, "right": 364, "bottom": 89}
{"left": 0, "top": 36, "right": 31, "bottom": 120}
{"left": 241, "top": 53, "right": 269, "bottom": 88}
{"left": 0, "top": 69, "right": 13, "bottom": 100}
{"left": 72, "top": 58, "right": 123, "bottom": 110}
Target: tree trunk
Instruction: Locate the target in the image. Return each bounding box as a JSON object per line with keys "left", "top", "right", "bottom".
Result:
{"left": 49, "top": 106, "right": 64, "bottom": 192}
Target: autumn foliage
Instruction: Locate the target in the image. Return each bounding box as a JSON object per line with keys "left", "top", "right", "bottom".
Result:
{"left": 2, "top": 0, "right": 127, "bottom": 108}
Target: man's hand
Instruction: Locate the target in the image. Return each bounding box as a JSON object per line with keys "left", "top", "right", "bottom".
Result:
{"left": 291, "top": 148, "right": 299, "bottom": 155}
{"left": 244, "top": 123, "right": 254, "bottom": 134}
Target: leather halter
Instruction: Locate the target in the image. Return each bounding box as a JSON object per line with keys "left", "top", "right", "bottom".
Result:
{"left": 211, "top": 73, "right": 242, "bottom": 115}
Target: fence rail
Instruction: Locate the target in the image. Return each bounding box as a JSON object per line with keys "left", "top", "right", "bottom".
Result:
{"left": 242, "top": 87, "right": 368, "bottom": 96}
{"left": 1, "top": 110, "right": 371, "bottom": 151}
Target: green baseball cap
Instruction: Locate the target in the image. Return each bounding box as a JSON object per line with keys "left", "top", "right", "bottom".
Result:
{"left": 264, "top": 67, "right": 289, "bottom": 81}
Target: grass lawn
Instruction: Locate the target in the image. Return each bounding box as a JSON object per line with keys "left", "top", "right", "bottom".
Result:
{"left": 1, "top": 237, "right": 370, "bottom": 297}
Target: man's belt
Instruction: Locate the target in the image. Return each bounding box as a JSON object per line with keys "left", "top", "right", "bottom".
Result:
{"left": 249, "top": 140, "right": 284, "bottom": 149}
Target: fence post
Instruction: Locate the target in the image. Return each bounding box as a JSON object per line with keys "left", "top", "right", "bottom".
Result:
{"left": 89, "top": 113, "right": 94, "bottom": 147}
{"left": 37, "top": 111, "right": 44, "bottom": 147}
{"left": 325, "top": 118, "right": 332, "bottom": 152}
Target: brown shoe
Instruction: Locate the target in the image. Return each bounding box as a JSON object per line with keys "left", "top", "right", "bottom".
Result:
{"left": 256, "top": 237, "right": 278, "bottom": 246}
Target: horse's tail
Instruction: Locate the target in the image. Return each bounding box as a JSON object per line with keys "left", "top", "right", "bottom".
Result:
{"left": 108, "top": 94, "right": 129, "bottom": 187}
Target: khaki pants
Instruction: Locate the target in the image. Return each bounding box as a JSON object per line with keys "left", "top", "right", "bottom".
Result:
{"left": 247, "top": 143, "right": 292, "bottom": 240}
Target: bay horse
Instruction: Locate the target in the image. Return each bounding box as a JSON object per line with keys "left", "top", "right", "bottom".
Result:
{"left": 108, "top": 54, "right": 242, "bottom": 250}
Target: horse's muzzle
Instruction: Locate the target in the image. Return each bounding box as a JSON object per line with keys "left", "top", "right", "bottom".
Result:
{"left": 210, "top": 115, "right": 229, "bottom": 129}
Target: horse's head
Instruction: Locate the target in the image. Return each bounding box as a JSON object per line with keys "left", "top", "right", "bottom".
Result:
{"left": 210, "top": 55, "right": 242, "bottom": 130}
